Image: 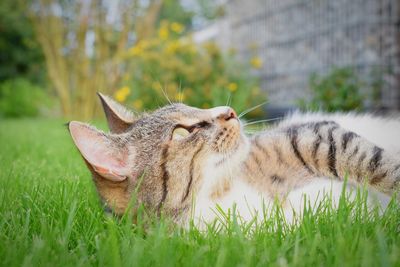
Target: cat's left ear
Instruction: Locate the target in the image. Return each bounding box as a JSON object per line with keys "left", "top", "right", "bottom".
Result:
{"left": 97, "top": 92, "right": 136, "bottom": 134}
{"left": 68, "top": 121, "right": 133, "bottom": 182}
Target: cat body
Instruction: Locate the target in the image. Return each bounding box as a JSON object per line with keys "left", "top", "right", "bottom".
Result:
{"left": 68, "top": 94, "right": 400, "bottom": 228}
{"left": 192, "top": 112, "right": 399, "bottom": 226}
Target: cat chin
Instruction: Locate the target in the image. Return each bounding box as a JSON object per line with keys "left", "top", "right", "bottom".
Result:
{"left": 197, "top": 135, "right": 250, "bottom": 197}
{"left": 210, "top": 133, "right": 250, "bottom": 170}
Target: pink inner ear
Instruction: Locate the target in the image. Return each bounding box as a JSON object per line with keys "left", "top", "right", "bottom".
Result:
{"left": 69, "top": 121, "right": 130, "bottom": 182}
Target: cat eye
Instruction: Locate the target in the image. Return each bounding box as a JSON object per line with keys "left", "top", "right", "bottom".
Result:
{"left": 187, "top": 121, "right": 211, "bottom": 132}
{"left": 172, "top": 127, "right": 190, "bottom": 140}
{"left": 172, "top": 121, "right": 211, "bottom": 140}
{"left": 194, "top": 121, "right": 211, "bottom": 129}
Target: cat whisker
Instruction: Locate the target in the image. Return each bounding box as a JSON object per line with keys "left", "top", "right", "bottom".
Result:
{"left": 243, "top": 117, "right": 282, "bottom": 127}
{"left": 226, "top": 93, "right": 232, "bottom": 107}
{"left": 156, "top": 82, "right": 172, "bottom": 105}
{"left": 238, "top": 101, "right": 269, "bottom": 119}
{"left": 162, "top": 87, "right": 173, "bottom": 105}
{"left": 244, "top": 130, "right": 261, "bottom": 135}
{"left": 146, "top": 68, "right": 173, "bottom": 105}
{"left": 178, "top": 79, "right": 183, "bottom": 103}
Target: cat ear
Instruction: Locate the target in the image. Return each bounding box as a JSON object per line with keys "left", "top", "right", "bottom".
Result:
{"left": 97, "top": 92, "right": 136, "bottom": 133}
{"left": 68, "top": 121, "right": 132, "bottom": 182}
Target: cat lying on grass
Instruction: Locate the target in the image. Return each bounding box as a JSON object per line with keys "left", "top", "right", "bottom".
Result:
{"left": 68, "top": 93, "right": 400, "bottom": 228}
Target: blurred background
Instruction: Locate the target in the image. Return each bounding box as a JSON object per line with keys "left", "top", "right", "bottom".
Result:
{"left": 0, "top": 0, "right": 399, "bottom": 121}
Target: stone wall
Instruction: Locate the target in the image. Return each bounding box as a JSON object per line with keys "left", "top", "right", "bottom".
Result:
{"left": 213, "top": 0, "right": 400, "bottom": 110}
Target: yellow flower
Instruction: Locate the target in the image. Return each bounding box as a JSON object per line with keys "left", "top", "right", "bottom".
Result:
{"left": 175, "top": 92, "right": 185, "bottom": 101}
{"left": 128, "top": 45, "right": 143, "bottom": 56}
{"left": 121, "top": 86, "right": 130, "bottom": 94}
{"left": 164, "top": 40, "right": 180, "bottom": 55}
{"left": 114, "top": 86, "right": 130, "bottom": 102}
{"left": 227, "top": 82, "right": 238, "bottom": 92}
{"left": 133, "top": 99, "right": 143, "bottom": 110}
{"left": 170, "top": 22, "right": 184, "bottom": 33}
{"left": 250, "top": 57, "right": 263, "bottom": 69}
{"left": 158, "top": 26, "right": 169, "bottom": 40}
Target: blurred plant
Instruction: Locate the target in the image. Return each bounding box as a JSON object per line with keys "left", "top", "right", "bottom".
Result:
{"left": 250, "top": 57, "right": 263, "bottom": 69}
{"left": 247, "top": 42, "right": 263, "bottom": 70}
{"left": 115, "top": 86, "right": 131, "bottom": 103}
{"left": 0, "top": 0, "right": 45, "bottom": 84}
{"left": 368, "top": 67, "right": 391, "bottom": 109}
{"left": 28, "top": 0, "right": 225, "bottom": 119}
{"left": 119, "top": 21, "right": 265, "bottom": 116}
{"left": 196, "top": 0, "right": 226, "bottom": 20}
{"left": 0, "top": 79, "right": 47, "bottom": 118}
{"left": 158, "top": 0, "right": 194, "bottom": 29}
{"left": 300, "top": 67, "right": 365, "bottom": 112}
{"left": 29, "top": 0, "right": 164, "bottom": 120}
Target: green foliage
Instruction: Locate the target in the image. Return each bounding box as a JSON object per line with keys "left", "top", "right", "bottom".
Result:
{"left": 1, "top": 119, "right": 400, "bottom": 267}
{"left": 0, "top": 1, "right": 48, "bottom": 118}
{"left": 158, "top": 0, "right": 225, "bottom": 30}
{"left": 301, "top": 68, "right": 365, "bottom": 112}
{"left": 0, "top": 79, "right": 46, "bottom": 118}
{"left": 158, "top": 0, "right": 194, "bottom": 29}
{"left": 196, "top": 0, "right": 226, "bottom": 20}
{"left": 0, "top": 0, "right": 45, "bottom": 84}
{"left": 369, "top": 67, "right": 389, "bottom": 108}
{"left": 117, "top": 22, "right": 265, "bottom": 117}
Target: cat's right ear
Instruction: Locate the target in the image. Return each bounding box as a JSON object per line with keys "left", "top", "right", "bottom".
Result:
{"left": 68, "top": 121, "right": 133, "bottom": 182}
{"left": 97, "top": 92, "right": 136, "bottom": 133}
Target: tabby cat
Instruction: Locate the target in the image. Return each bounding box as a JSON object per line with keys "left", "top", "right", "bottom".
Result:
{"left": 68, "top": 93, "right": 400, "bottom": 227}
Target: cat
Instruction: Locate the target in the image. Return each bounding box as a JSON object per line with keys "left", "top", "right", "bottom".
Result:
{"left": 68, "top": 93, "right": 400, "bottom": 227}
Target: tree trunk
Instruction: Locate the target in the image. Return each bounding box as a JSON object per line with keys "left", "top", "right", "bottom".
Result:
{"left": 30, "top": 0, "right": 163, "bottom": 120}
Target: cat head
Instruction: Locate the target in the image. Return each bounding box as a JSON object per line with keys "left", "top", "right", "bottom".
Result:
{"left": 68, "top": 93, "right": 249, "bottom": 219}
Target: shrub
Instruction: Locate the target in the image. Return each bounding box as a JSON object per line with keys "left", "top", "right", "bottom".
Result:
{"left": 0, "top": 78, "right": 46, "bottom": 118}
{"left": 116, "top": 21, "right": 265, "bottom": 117}
{"left": 300, "top": 67, "right": 365, "bottom": 112}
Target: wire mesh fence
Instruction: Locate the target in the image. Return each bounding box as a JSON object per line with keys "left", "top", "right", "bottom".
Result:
{"left": 216, "top": 0, "right": 400, "bottom": 110}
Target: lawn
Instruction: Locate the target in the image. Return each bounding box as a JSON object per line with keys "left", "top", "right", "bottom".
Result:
{"left": 0, "top": 118, "right": 399, "bottom": 267}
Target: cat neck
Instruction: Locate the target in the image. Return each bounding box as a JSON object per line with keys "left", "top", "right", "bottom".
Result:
{"left": 189, "top": 135, "right": 269, "bottom": 226}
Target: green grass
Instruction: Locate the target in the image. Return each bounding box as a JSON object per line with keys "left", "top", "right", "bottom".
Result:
{"left": 0, "top": 118, "right": 399, "bottom": 267}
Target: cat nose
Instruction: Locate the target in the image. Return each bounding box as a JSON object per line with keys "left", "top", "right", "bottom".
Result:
{"left": 209, "top": 106, "right": 237, "bottom": 121}
{"left": 218, "top": 108, "right": 237, "bottom": 121}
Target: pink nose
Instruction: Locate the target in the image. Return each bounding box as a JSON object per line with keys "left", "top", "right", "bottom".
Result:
{"left": 217, "top": 108, "right": 237, "bottom": 121}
